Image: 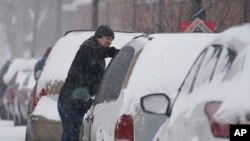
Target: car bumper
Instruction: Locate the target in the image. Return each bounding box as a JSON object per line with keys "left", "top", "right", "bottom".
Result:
{"left": 26, "top": 114, "right": 62, "bottom": 141}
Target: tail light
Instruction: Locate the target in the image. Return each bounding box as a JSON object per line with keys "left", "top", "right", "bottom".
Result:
{"left": 31, "top": 83, "right": 37, "bottom": 109}
{"left": 114, "top": 114, "right": 134, "bottom": 141}
{"left": 33, "top": 87, "right": 47, "bottom": 108}
{"left": 205, "top": 101, "right": 229, "bottom": 138}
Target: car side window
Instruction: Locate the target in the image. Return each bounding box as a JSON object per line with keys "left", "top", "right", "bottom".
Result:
{"left": 193, "top": 46, "right": 221, "bottom": 89}
{"left": 181, "top": 49, "right": 206, "bottom": 94}
{"left": 223, "top": 48, "right": 241, "bottom": 81}
{"left": 94, "top": 46, "right": 135, "bottom": 104}
{"left": 212, "top": 47, "right": 236, "bottom": 82}
{"left": 181, "top": 46, "right": 222, "bottom": 94}
{"left": 182, "top": 45, "right": 236, "bottom": 94}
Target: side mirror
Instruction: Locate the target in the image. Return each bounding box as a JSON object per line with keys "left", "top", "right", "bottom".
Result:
{"left": 35, "top": 70, "right": 42, "bottom": 80}
{"left": 140, "top": 93, "right": 170, "bottom": 115}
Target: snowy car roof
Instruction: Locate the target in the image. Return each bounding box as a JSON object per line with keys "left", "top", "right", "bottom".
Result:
{"left": 39, "top": 31, "right": 141, "bottom": 82}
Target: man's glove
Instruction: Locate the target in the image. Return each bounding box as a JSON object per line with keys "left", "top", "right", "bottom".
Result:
{"left": 108, "top": 46, "right": 120, "bottom": 57}
{"left": 72, "top": 87, "right": 90, "bottom": 101}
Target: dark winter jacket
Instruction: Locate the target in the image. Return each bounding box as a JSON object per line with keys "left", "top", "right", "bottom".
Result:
{"left": 59, "top": 36, "right": 119, "bottom": 104}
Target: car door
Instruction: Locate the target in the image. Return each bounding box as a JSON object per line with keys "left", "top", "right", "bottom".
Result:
{"left": 164, "top": 46, "right": 218, "bottom": 140}
{"left": 83, "top": 46, "right": 136, "bottom": 141}
{"left": 167, "top": 44, "right": 237, "bottom": 141}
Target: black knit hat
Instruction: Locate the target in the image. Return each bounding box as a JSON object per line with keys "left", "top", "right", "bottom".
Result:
{"left": 94, "top": 25, "right": 114, "bottom": 39}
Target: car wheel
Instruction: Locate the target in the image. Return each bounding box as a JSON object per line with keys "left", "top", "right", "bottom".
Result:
{"left": 13, "top": 114, "right": 19, "bottom": 126}
{"left": 18, "top": 102, "right": 27, "bottom": 125}
{"left": 20, "top": 114, "right": 27, "bottom": 125}
{"left": 6, "top": 110, "right": 13, "bottom": 120}
{"left": 25, "top": 127, "right": 31, "bottom": 141}
{"left": 0, "top": 109, "right": 7, "bottom": 119}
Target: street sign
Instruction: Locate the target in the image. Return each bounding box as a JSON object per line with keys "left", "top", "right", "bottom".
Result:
{"left": 180, "top": 18, "right": 216, "bottom": 33}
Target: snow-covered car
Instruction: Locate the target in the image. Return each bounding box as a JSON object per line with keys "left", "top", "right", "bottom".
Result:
{"left": 13, "top": 69, "right": 35, "bottom": 126}
{"left": 140, "top": 24, "right": 250, "bottom": 141}
{"left": 83, "top": 33, "right": 216, "bottom": 141}
{"left": 25, "top": 31, "right": 140, "bottom": 141}
{"left": 26, "top": 47, "right": 53, "bottom": 117}
{"left": 3, "top": 58, "right": 36, "bottom": 120}
{"left": 0, "top": 59, "right": 12, "bottom": 119}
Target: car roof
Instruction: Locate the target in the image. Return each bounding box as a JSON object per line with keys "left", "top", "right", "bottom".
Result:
{"left": 167, "top": 24, "right": 250, "bottom": 125}
{"left": 39, "top": 31, "right": 140, "bottom": 82}
{"left": 210, "top": 24, "right": 250, "bottom": 54}
{"left": 3, "top": 58, "right": 37, "bottom": 84}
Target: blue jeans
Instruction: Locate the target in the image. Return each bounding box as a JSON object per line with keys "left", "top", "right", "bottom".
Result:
{"left": 58, "top": 99, "right": 85, "bottom": 141}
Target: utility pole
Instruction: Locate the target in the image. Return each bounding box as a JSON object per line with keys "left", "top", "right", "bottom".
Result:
{"left": 56, "top": 0, "right": 62, "bottom": 37}
{"left": 132, "top": 0, "right": 137, "bottom": 32}
{"left": 92, "top": 0, "right": 99, "bottom": 29}
{"left": 244, "top": 0, "right": 249, "bottom": 22}
{"left": 189, "top": 0, "right": 204, "bottom": 20}
{"left": 31, "top": 0, "right": 39, "bottom": 57}
{"left": 158, "top": 0, "right": 164, "bottom": 32}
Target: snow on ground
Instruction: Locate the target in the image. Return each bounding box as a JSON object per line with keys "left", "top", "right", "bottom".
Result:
{"left": 0, "top": 120, "right": 26, "bottom": 141}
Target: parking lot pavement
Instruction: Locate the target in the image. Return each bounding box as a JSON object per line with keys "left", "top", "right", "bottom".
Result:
{"left": 0, "top": 119, "right": 26, "bottom": 141}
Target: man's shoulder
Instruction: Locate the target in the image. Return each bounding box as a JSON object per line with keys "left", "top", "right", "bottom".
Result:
{"left": 82, "top": 36, "right": 96, "bottom": 46}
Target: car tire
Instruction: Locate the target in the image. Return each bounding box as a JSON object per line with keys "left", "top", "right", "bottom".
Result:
{"left": 18, "top": 102, "right": 27, "bottom": 125}
{"left": 20, "top": 114, "right": 27, "bottom": 125}
{"left": 25, "top": 127, "right": 31, "bottom": 141}
{"left": 14, "top": 114, "right": 19, "bottom": 126}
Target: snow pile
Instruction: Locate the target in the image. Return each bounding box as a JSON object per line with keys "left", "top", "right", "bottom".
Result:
{"left": 32, "top": 96, "right": 60, "bottom": 120}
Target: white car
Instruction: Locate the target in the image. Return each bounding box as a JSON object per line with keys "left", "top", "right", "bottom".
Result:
{"left": 83, "top": 33, "right": 216, "bottom": 141}
{"left": 141, "top": 24, "right": 250, "bottom": 141}
{"left": 14, "top": 69, "right": 36, "bottom": 126}
{"left": 3, "top": 58, "right": 36, "bottom": 120}
{"left": 25, "top": 30, "right": 140, "bottom": 141}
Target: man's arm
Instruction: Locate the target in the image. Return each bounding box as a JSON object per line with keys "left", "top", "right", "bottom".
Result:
{"left": 95, "top": 45, "right": 120, "bottom": 58}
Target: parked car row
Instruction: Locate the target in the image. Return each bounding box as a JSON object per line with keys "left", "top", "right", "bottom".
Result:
{"left": 0, "top": 46, "right": 52, "bottom": 127}
{"left": 81, "top": 24, "right": 250, "bottom": 141}
{"left": 3, "top": 23, "right": 245, "bottom": 141}
{"left": 0, "top": 59, "right": 12, "bottom": 119}
{"left": 25, "top": 31, "right": 140, "bottom": 141}
{"left": 0, "top": 58, "right": 37, "bottom": 125}
{"left": 14, "top": 69, "right": 36, "bottom": 125}
{"left": 82, "top": 32, "right": 216, "bottom": 141}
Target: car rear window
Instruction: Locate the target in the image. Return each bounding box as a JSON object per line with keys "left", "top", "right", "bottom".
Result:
{"left": 95, "top": 46, "right": 135, "bottom": 104}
